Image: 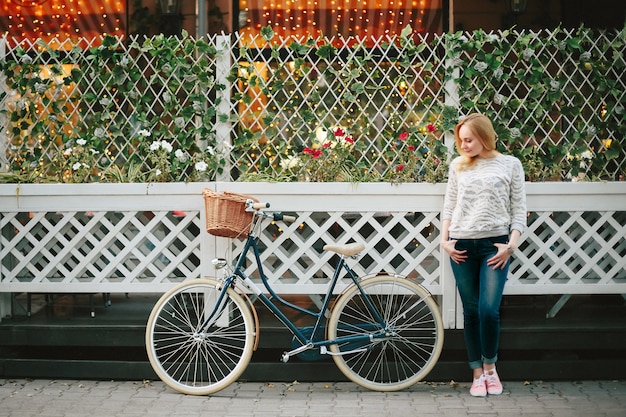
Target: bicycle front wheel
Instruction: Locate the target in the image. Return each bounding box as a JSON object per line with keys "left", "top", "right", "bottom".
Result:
{"left": 327, "top": 274, "right": 444, "bottom": 391}
{"left": 145, "top": 278, "right": 255, "bottom": 395}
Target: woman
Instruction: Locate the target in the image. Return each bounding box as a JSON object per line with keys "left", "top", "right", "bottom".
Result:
{"left": 441, "top": 113, "right": 527, "bottom": 397}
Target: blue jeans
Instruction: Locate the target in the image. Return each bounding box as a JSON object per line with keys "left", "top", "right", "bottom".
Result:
{"left": 450, "top": 236, "right": 509, "bottom": 370}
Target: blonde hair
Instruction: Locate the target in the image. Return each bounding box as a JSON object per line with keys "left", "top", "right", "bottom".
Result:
{"left": 454, "top": 113, "right": 497, "bottom": 171}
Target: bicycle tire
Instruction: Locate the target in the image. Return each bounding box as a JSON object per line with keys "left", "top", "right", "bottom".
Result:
{"left": 327, "top": 274, "right": 444, "bottom": 391}
{"left": 145, "top": 278, "right": 255, "bottom": 395}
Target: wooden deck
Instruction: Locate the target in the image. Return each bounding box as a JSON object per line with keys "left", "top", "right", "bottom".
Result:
{"left": 1, "top": 292, "right": 625, "bottom": 382}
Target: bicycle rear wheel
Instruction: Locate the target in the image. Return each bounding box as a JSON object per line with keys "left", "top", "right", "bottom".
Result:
{"left": 145, "top": 278, "right": 255, "bottom": 395}
{"left": 327, "top": 274, "right": 444, "bottom": 391}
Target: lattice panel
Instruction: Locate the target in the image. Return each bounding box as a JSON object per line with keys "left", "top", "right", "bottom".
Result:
{"left": 4, "top": 30, "right": 621, "bottom": 182}
{"left": 450, "top": 28, "right": 626, "bottom": 180}
{"left": 229, "top": 33, "right": 449, "bottom": 180}
{"left": 2, "top": 185, "right": 625, "bottom": 302}
{"left": 0, "top": 210, "right": 202, "bottom": 290}
{"left": 508, "top": 211, "right": 626, "bottom": 293}
{"left": 232, "top": 210, "right": 443, "bottom": 294}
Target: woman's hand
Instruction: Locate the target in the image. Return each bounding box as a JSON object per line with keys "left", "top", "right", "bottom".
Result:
{"left": 487, "top": 243, "right": 513, "bottom": 270}
{"left": 441, "top": 240, "right": 467, "bottom": 264}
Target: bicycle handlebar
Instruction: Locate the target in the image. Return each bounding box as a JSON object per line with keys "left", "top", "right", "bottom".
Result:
{"left": 274, "top": 213, "right": 296, "bottom": 223}
{"left": 251, "top": 201, "right": 270, "bottom": 210}
{"left": 246, "top": 199, "right": 296, "bottom": 223}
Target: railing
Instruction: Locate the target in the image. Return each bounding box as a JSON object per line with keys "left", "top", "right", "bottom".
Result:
{"left": 1, "top": 182, "right": 625, "bottom": 328}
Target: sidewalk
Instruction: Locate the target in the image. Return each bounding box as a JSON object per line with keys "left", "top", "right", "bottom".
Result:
{"left": 1, "top": 378, "right": 624, "bottom": 417}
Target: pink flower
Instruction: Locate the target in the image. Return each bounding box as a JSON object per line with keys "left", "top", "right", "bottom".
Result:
{"left": 398, "top": 132, "right": 409, "bottom": 141}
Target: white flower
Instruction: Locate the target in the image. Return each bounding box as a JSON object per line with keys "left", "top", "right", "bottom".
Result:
{"left": 581, "top": 52, "right": 592, "bottom": 61}
{"left": 175, "top": 149, "right": 188, "bottom": 163}
{"left": 162, "top": 63, "right": 172, "bottom": 73}
{"left": 580, "top": 150, "right": 593, "bottom": 159}
{"left": 510, "top": 128, "right": 521, "bottom": 139}
{"left": 72, "top": 162, "right": 82, "bottom": 171}
{"left": 162, "top": 92, "right": 171, "bottom": 103}
{"left": 195, "top": 161, "right": 208, "bottom": 172}
{"left": 174, "top": 117, "right": 185, "bottom": 128}
{"left": 550, "top": 79, "right": 560, "bottom": 91}
{"left": 34, "top": 82, "right": 47, "bottom": 94}
{"left": 493, "top": 93, "right": 505, "bottom": 105}
{"left": 280, "top": 155, "right": 301, "bottom": 170}
{"left": 90, "top": 149, "right": 99, "bottom": 155}
{"left": 193, "top": 102, "right": 203, "bottom": 113}
{"left": 119, "top": 56, "right": 130, "bottom": 67}
{"left": 586, "top": 126, "right": 597, "bottom": 137}
{"left": 206, "top": 146, "right": 216, "bottom": 156}
{"left": 160, "top": 141, "right": 173, "bottom": 153}
{"left": 149, "top": 141, "right": 161, "bottom": 151}
{"left": 156, "top": 169, "right": 162, "bottom": 176}
{"left": 557, "top": 41, "right": 566, "bottom": 51}
{"left": 64, "top": 148, "right": 73, "bottom": 156}
{"left": 20, "top": 54, "right": 33, "bottom": 64}
{"left": 99, "top": 97, "right": 112, "bottom": 107}
{"left": 474, "top": 62, "right": 488, "bottom": 72}
{"left": 76, "top": 139, "right": 87, "bottom": 146}
{"left": 315, "top": 127, "right": 327, "bottom": 143}
{"left": 493, "top": 68, "right": 504, "bottom": 79}
{"left": 94, "top": 127, "right": 106, "bottom": 138}
{"left": 450, "top": 56, "right": 464, "bottom": 67}
{"left": 138, "top": 129, "right": 151, "bottom": 137}
{"left": 522, "top": 48, "right": 534, "bottom": 61}
{"left": 222, "top": 140, "right": 234, "bottom": 151}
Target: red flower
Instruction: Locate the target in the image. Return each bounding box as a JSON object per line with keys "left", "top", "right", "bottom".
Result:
{"left": 408, "top": 145, "right": 415, "bottom": 151}
{"left": 397, "top": 164, "right": 405, "bottom": 172}
{"left": 344, "top": 136, "right": 354, "bottom": 144}
{"left": 398, "top": 132, "right": 409, "bottom": 141}
{"left": 427, "top": 123, "right": 437, "bottom": 133}
{"left": 334, "top": 127, "right": 345, "bottom": 137}
{"left": 303, "top": 147, "right": 323, "bottom": 159}
{"left": 322, "top": 142, "right": 331, "bottom": 148}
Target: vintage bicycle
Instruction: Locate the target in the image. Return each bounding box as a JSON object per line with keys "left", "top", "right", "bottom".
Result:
{"left": 145, "top": 190, "right": 444, "bottom": 395}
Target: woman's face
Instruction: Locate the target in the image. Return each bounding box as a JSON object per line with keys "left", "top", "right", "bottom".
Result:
{"left": 458, "top": 124, "right": 488, "bottom": 158}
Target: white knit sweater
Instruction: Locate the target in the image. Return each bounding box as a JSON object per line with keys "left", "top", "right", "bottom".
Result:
{"left": 443, "top": 154, "right": 527, "bottom": 239}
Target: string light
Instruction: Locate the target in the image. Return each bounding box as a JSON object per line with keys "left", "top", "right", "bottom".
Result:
{"left": 2, "top": 0, "right": 125, "bottom": 46}
{"left": 242, "top": 0, "right": 441, "bottom": 45}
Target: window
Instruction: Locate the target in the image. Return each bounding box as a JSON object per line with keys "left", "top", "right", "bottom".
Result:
{"left": 1, "top": 0, "right": 126, "bottom": 47}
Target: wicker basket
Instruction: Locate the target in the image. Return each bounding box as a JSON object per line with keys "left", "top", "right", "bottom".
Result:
{"left": 203, "top": 189, "right": 258, "bottom": 238}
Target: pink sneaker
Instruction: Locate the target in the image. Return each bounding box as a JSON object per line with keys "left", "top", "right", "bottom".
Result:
{"left": 469, "top": 375, "right": 487, "bottom": 397}
{"left": 484, "top": 369, "right": 503, "bottom": 395}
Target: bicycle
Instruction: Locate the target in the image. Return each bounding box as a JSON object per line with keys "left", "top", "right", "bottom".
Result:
{"left": 146, "top": 190, "right": 444, "bottom": 395}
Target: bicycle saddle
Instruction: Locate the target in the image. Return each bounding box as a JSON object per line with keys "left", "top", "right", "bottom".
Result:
{"left": 322, "top": 242, "right": 365, "bottom": 256}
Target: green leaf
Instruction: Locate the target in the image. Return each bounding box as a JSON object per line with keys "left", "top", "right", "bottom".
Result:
{"left": 316, "top": 44, "right": 336, "bottom": 60}
{"left": 261, "top": 26, "right": 274, "bottom": 42}
{"left": 400, "top": 25, "right": 413, "bottom": 38}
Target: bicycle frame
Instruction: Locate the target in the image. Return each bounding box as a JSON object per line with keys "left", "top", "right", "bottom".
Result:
{"left": 198, "top": 211, "right": 388, "bottom": 360}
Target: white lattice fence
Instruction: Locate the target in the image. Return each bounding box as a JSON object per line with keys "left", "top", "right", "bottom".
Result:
{"left": 2, "top": 29, "right": 624, "bottom": 183}
{"left": 2, "top": 182, "right": 625, "bottom": 328}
